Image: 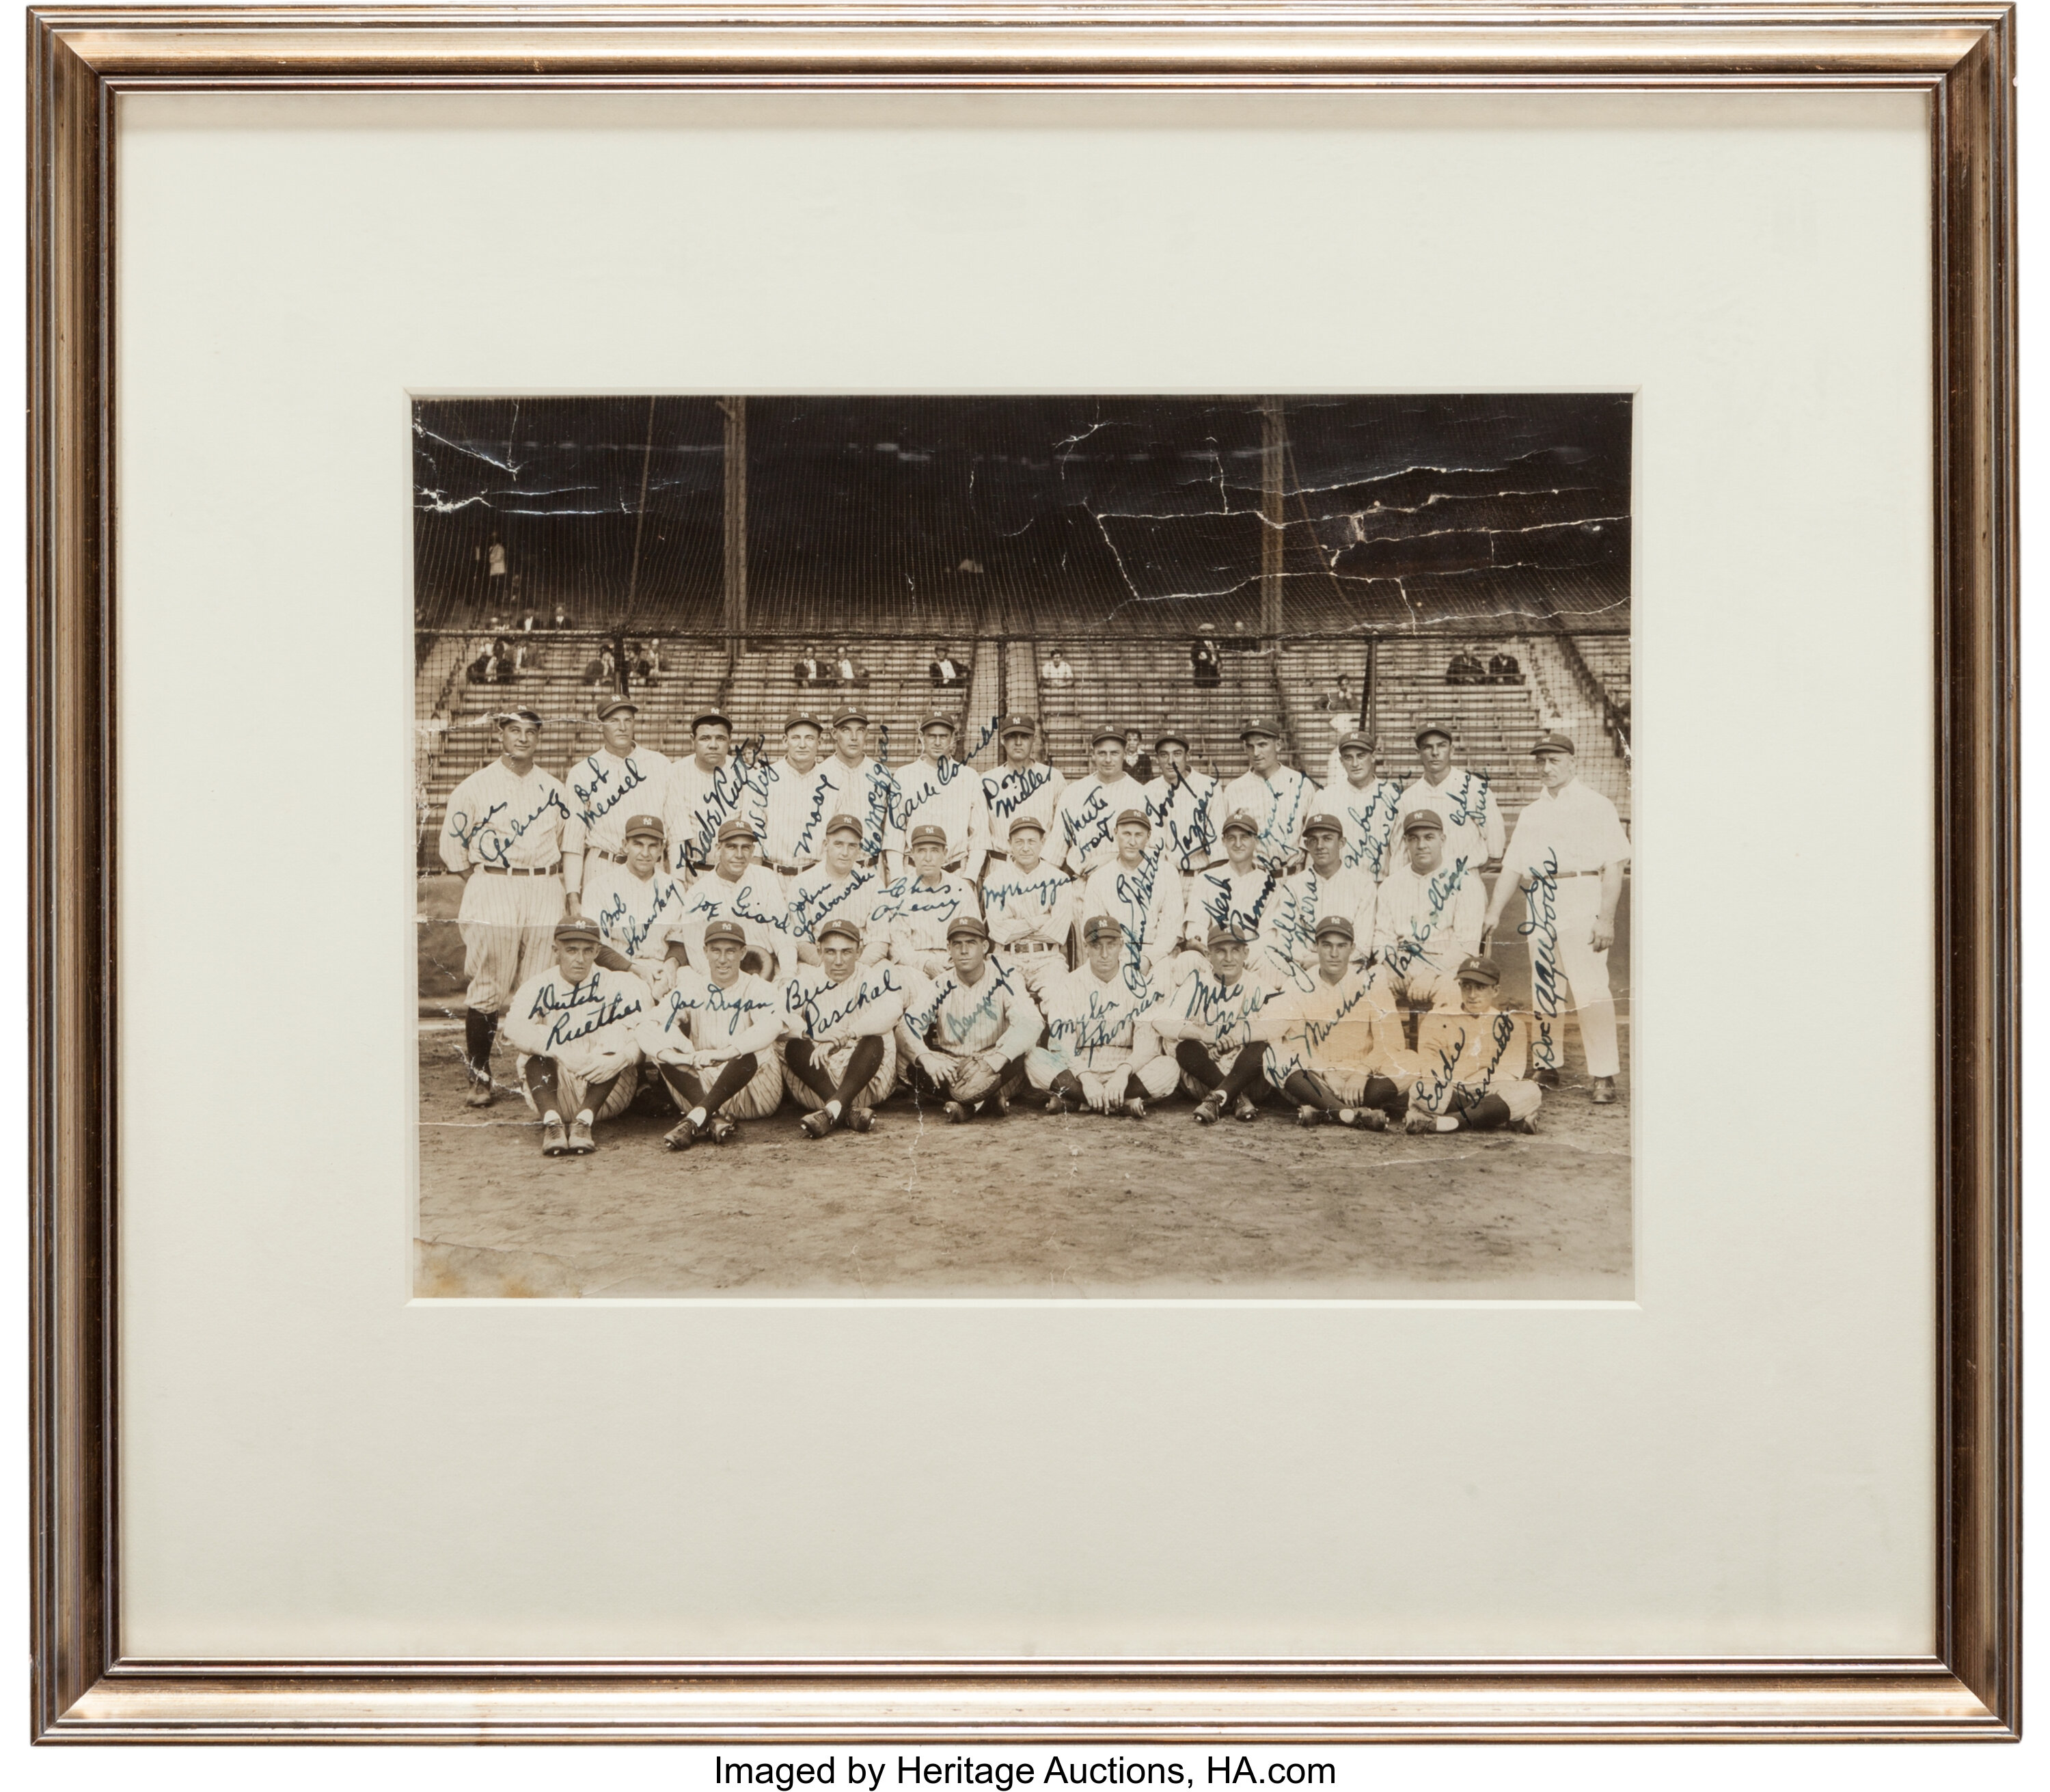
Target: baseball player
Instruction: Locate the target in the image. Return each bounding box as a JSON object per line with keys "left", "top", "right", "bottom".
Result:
{"left": 872, "top": 823, "right": 982, "bottom": 979}
{"left": 890, "top": 714, "right": 992, "bottom": 883}
{"left": 1221, "top": 718, "right": 1318, "bottom": 874}
{"left": 1078, "top": 808, "right": 1183, "bottom": 979}
{"left": 634, "top": 917, "right": 788, "bottom": 1148}
{"left": 1394, "top": 718, "right": 1504, "bottom": 869}
{"left": 817, "top": 706, "right": 899, "bottom": 877}
{"left": 587, "top": 812, "right": 690, "bottom": 995}
{"left": 1367, "top": 809, "right": 1486, "bottom": 1057}
{"left": 981, "top": 714, "right": 1066, "bottom": 862}
{"left": 671, "top": 817, "right": 793, "bottom": 977}
{"left": 1050, "top": 724, "right": 1149, "bottom": 877}
{"left": 661, "top": 709, "right": 755, "bottom": 880}
{"left": 981, "top": 815, "right": 1076, "bottom": 1002}
{"left": 1151, "top": 923, "right": 1274, "bottom": 1123}
{"left": 1325, "top": 731, "right": 1406, "bottom": 881}
{"left": 501, "top": 914, "right": 649, "bottom": 1155}
{"left": 1481, "top": 731, "right": 1631, "bottom": 1104}
{"left": 438, "top": 705, "right": 586, "bottom": 1108}
{"left": 1279, "top": 813, "right": 1378, "bottom": 977}
{"left": 756, "top": 713, "right": 838, "bottom": 899}
{"left": 1028, "top": 917, "right": 1179, "bottom": 1118}
{"left": 894, "top": 914, "right": 1043, "bottom": 1122}
{"left": 1141, "top": 728, "right": 1221, "bottom": 889}
{"left": 563, "top": 696, "right": 672, "bottom": 922}
{"left": 778, "top": 917, "right": 910, "bottom": 1137}
{"left": 1180, "top": 810, "right": 1297, "bottom": 990}
{"left": 788, "top": 813, "right": 888, "bottom": 967}
{"left": 1258, "top": 914, "right": 1412, "bottom": 1130}
{"left": 1405, "top": 955, "right": 1542, "bottom": 1133}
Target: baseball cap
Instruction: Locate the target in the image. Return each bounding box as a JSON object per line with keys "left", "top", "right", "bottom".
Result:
{"left": 816, "top": 918, "right": 863, "bottom": 947}
{"left": 1240, "top": 717, "right": 1283, "bottom": 741}
{"left": 1082, "top": 916, "right": 1123, "bottom": 945}
{"left": 702, "top": 919, "right": 748, "bottom": 948}
{"left": 1533, "top": 731, "right": 1577, "bottom": 757}
{"left": 998, "top": 714, "right": 1036, "bottom": 739}
{"left": 1413, "top": 718, "right": 1453, "bottom": 745}
{"left": 1220, "top": 809, "right": 1261, "bottom": 839}
{"left": 1455, "top": 954, "right": 1502, "bottom": 986}
{"left": 830, "top": 707, "right": 869, "bottom": 729}
{"left": 945, "top": 915, "right": 991, "bottom": 942}
{"left": 493, "top": 706, "right": 545, "bottom": 729}
{"left": 554, "top": 916, "right": 600, "bottom": 942}
{"left": 621, "top": 813, "right": 665, "bottom": 843}
{"left": 1007, "top": 815, "right": 1046, "bottom": 839}
{"left": 595, "top": 696, "right": 638, "bottom": 721}
{"left": 1301, "top": 813, "right": 1343, "bottom": 837}
{"left": 920, "top": 713, "right": 958, "bottom": 735}
{"left": 1153, "top": 727, "right": 1190, "bottom": 751}
{"left": 784, "top": 713, "right": 825, "bottom": 735}
{"left": 690, "top": 709, "right": 734, "bottom": 734}
{"left": 1337, "top": 731, "right": 1374, "bottom": 755}
{"left": 1207, "top": 923, "right": 1250, "bottom": 949}
{"left": 823, "top": 814, "right": 864, "bottom": 840}
{"left": 1400, "top": 809, "right": 1445, "bottom": 838}
{"left": 715, "top": 818, "right": 758, "bottom": 845}
{"left": 908, "top": 824, "right": 948, "bottom": 852}
{"left": 1114, "top": 808, "right": 1151, "bottom": 832}
{"left": 1089, "top": 723, "right": 1125, "bottom": 748}
{"left": 1312, "top": 914, "right": 1356, "bottom": 942}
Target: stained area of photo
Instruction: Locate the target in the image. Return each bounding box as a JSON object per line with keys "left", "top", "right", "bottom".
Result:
{"left": 413, "top": 393, "right": 1632, "bottom": 1299}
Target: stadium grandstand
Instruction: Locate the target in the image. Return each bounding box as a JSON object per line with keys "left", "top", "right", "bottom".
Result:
{"left": 415, "top": 394, "right": 1631, "bottom": 863}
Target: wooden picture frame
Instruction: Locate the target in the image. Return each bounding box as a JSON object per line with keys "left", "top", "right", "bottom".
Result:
{"left": 27, "top": 3, "right": 2019, "bottom": 1741}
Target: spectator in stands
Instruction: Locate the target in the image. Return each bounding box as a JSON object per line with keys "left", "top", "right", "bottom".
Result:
{"left": 832, "top": 644, "right": 870, "bottom": 688}
{"left": 511, "top": 638, "right": 534, "bottom": 677}
{"left": 1317, "top": 672, "right": 1357, "bottom": 715}
{"left": 550, "top": 603, "right": 575, "bottom": 630}
{"left": 517, "top": 610, "right": 537, "bottom": 634}
{"left": 466, "top": 642, "right": 512, "bottom": 685}
{"left": 629, "top": 640, "right": 662, "bottom": 682}
{"left": 1041, "top": 648, "right": 1076, "bottom": 691}
{"left": 794, "top": 644, "right": 825, "bottom": 685}
{"left": 1445, "top": 647, "right": 1486, "bottom": 685}
{"left": 582, "top": 644, "right": 618, "bottom": 690}
{"left": 1190, "top": 626, "right": 1222, "bottom": 688}
{"left": 1122, "top": 730, "right": 1154, "bottom": 786}
{"left": 929, "top": 643, "right": 968, "bottom": 689}
{"left": 1487, "top": 645, "right": 1521, "bottom": 684}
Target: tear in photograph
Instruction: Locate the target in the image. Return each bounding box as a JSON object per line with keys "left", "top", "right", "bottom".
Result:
{"left": 413, "top": 394, "right": 1633, "bottom": 1299}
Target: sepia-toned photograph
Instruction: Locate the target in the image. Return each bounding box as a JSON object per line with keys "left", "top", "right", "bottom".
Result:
{"left": 414, "top": 394, "right": 1633, "bottom": 1299}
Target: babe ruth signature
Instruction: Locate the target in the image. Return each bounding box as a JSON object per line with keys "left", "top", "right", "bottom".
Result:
{"left": 685, "top": 759, "right": 763, "bottom": 866}
{"left": 526, "top": 977, "right": 646, "bottom": 1050}
{"left": 450, "top": 788, "right": 571, "bottom": 866}
{"left": 571, "top": 757, "right": 656, "bottom": 826}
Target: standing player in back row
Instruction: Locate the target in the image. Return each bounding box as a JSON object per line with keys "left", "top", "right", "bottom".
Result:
{"left": 563, "top": 696, "right": 670, "bottom": 924}
{"left": 1326, "top": 731, "right": 1406, "bottom": 882}
{"left": 1222, "top": 718, "right": 1318, "bottom": 875}
{"left": 756, "top": 713, "right": 836, "bottom": 901}
{"left": 1142, "top": 727, "right": 1220, "bottom": 897}
{"left": 1051, "top": 724, "right": 1149, "bottom": 877}
{"left": 439, "top": 706, "right": 586, "bottom": 1108}
{"left": 981, "top": 716, "right": 1066, "bottom": 865}
{"left": 890, "top": 714, "right": 992, "bottom": 884}
{"left": 1395, "top": 718, "right": 1503, "bottom": 869}
{"left": 661, "top": 709, "right": 751, "bottom": 880}
{"left": 818, "top": 705, "right": 898, "bottom": 877}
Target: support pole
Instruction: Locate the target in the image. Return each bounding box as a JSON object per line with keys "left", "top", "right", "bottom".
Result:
{"left": 1260, "top": 396, "right": 1285, "bottom": 638}
{"left": 722, "top": 395, "right": 748, "bottom": 660}
{"left": 620, "top": 394, "right": 657, "bottom": 646}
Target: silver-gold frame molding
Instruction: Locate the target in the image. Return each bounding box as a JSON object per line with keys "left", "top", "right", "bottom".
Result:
{"left": 27, "top": 2, "right": 2019, "bottom": 1742}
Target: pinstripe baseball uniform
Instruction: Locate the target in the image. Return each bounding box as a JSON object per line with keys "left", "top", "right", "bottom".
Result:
{"left": 590, "top": 863, "right": 691, "bottom": 989}
{"left": 1367, "top": 854, "right": 1487, "bottom": 1053}
{"left": 662, "top": 755, "right": 758, "bottom": 879}
{"left": 981, "top": 858, "right": 1075, "bottom": 1000}
{"left": 982, "top": 761, "right": 1067, "bottom": 849}
{"left": 1327, "top": 774, "right": 1407, "bottom": 881}
{"left": 871, "top": 870, "right": 983, "bottom": 980}
{"left": 634, "top": 968, "right": 788, "bottom": 1120}
{"left": 1259, "top": 964, "right": 1416, "bottom": 1104}
{"left": 1142, "top": 769, "right": 1222, "bottom": 875}
{"left": 778, "top": 960, "right": 910, "bottom": 1111}
{"left": 1393, "top": 768, "right": 1504, "bottom": 869}
{"left": 788, "top": 863, "right": 888, "bottom": 964}
{"left": 1026, "top": 962, "right": 1179, "bottom": 1106}
{"left": 1410, "top": 1004, "right": 1542, "bottom": 1122}
{"left": 890, "top": 759, "right": 992, "bottom": 882}
{"left": 672, "top": 863, "right": 793, "bottom": 976}
{"left": 439, "top": 760, "right": 585, "bottom": 1016}
{"left": 896, "top": 958, "right": 1043, "bottom": 1103}
{"left": 502, "top": 963, "right": 649, "bottom": 1122}
{"left": 1220, "top": 765, "right": 1320, "bottom": 873}
{"left": 1279, "top": 863, "right": 1378, "bottom": 973}
{"left": 1181, "top": 863, "right": 1297, "bottom": 989}
{"left": 1079, "top": 853, "right": 1184, "bottom": 977}
{"left": 1154, "top": 963, "right": 1269, "bottom": 1096}
{"left": 564, "top": 744, "right": 672, "bottom": 916}
{"left": 818, "top": 754, "right": 899, "bottom": 869}
{"left": 756, "top": 756, "right": 838, "bottom": 884}
{"left": 1050, "top": 772, "right": 1149, "bottom": 876}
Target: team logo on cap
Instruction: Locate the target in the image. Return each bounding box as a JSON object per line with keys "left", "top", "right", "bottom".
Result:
{"left": 998, "top": 714, "right": 1037, "bottom": 738}
{"left": 823, "top": 813, "right": 864, "bottom": 840}
{"left": 1239, "top": 717, "right": 1282, "bottom": 741}
{"left": 908, "top": 824, "right": 948, "bottom": 851}
{"left": 1082, "top": 916, "right": 1123, "bottom": 945}
{"left": 715, "top": 818, "right": 758, "bottom": 845}
{"left": 831, "top": 708, "right": 869, "bottom": 729}
{"left": 1312, "top": 914, "right": 1356, "bottom": 942}
{"left": 554, "top": 915, "right": 601, "bottom": 942}
{"left": 701, "top": 918, "right": 748, "bottom": 947}
{"left": 1531, "top": 731, "right": 1577, "bottom": 757}
{"left": 1207, "top": 923, "right": 1251, "bottom": 949}
{"left": 1455, "top": 954, "right": 1502, "bottom": 986}
{"left": 621, "top": 813, "right": 666, "bottom": 843}
{"left": 945, "top": 915, "right": 990, "bottom": 941}
{"left": 784, "top": 713, "right": 825, "bottom": 734}
{"left": 1220, "top": 809, "right": 1261, "bottom": 838}
{"left": 1412, "top": 717, "right": 1454, "bottom": 744}
{"left": 1301, "top": 813, "right": 1343, "bottom": 837}
{"left": 816, "top": 918, "right": 863, "bottom": 947}
{"left": 1007, "top": 815, "right": 1046, "bottom": 838}
{"left": 1113, "top": 808, "right": 1151, "bottom": 832}
{"left": 1089, "top": 722, "right": 1126, "bottom": 747}
{"left": 1400, "top": 809, "right": 1445, "bottom": 837}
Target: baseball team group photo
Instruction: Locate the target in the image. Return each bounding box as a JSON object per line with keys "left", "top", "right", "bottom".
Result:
{"left": 413, "top": 393, "right": 1635, "bottom": 1299}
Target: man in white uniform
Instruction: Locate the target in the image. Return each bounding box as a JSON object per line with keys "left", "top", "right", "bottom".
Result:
{"left": 788, "top": 813, "right": 888, "bottom": 967}
{"left": 671, "top": 817, "right": 793, "bottom": 978}
{"left": 635, "top": 918, "right": 788, "bottom": 1147}
{"left": 661, "top": 709, "right": 754, "bottom": 880}
{"left": 1151, "top": 924, "right": 1274, "bottom": 1123}
{"left": 872, "top": 823, "right": 982, "bottom": 979}
{"left": 1481, "top": 731, "right": 1632, "bottom": 1104}
{"left": 1180, "top": 810, "right": 1296, "bottom": 990}
{"left": 502, "top": 914, "right": 649, "bottom": 1155}
{"left": 1394, "top": 718, "right": 1504, "bottom": 869}
{"left": 439, "top": 705, "right": 585, "bottom": 1108}
{"left": 890, "top": 714, "right": 991, "bottom": 883}
{"left": 1406, "top": 955, "right": 1543, "bottom": 1134}
{"left": 1050, "top": 724, "right": 1149, "bottom": 877}
{"left": 1142, "top": 728, "right": 1220, "bottom": 893}
{"left": 1279, "top": 813, "right": 1377, "bottom": 979}
{"left": 1221, "top": 718, "right": 1318, "bottom": 875}
{"left": 981, "top": 816, "right": 1074, "bottom": 1003}
{"left": 1079, "top": 809, "right": 1182, "bottom": 980}
{"left": 1367, "top": 809, "right": 1486, "bottom": 1057}
{"left": 1028, "top": 916, "right": 1179, "bottom": 1118}
{"left": 817, "top": 705, "right": 898, "bottom": 875}
{"left": 756, "top": 713, "right": 837, "bottom": 899}
{"left": 1258, "top": 914, "right": 1412, "bottom": 1131}
{"left": 778, "top": 917, "right": 910, "bottom": 1137}
{"left": 588, "top": 813, "right": 689, "bottom": 995}
{"left": 563, "top": 696, "right": 671, "bottom": 922}
{"left": 1324, "top": 731, "right": 1406, "bottom": 882}
{"left": 895, "top": 917, "right": 1043, "bottom": 1122}
{"left": 981, "top": 716, "right": 1066, "bottom": 870}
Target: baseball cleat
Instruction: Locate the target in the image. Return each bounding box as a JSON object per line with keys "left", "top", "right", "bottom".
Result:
{"left": 1123, "top": 1098, "right": 1148, "bottom": 1120}
{"left": 1589, "top": 1076, "right": 1617, "bottom": 1105}
{"left": 1192, "top": 1094, "right": 1223, "bottom": 1125}
{"left": 707, "top": 1116, "right": 738, "bottom": 1145}
{"left": 1355, "top": 1107, "right": 1392, "bottom": 1131}
{"left": 541, "top": 1118, "right": 570, "bottom": 1156}
{"left": 986, "top": 1091, "right": 1011, "bottom": 1119}
{"left": 465, "top": 1076, "right": 496, "bottom": 1109}
{"left": 1296, "top": 1104, "right": 1324, "bottom": 1128}
{"left": 1404, "top": 1111, "right": 1440, "bottom": 1135}
{"left": 1511, "top": 1117, "right": 1540, "bottom": 1135}
{"left": 662, "top": 1119, "right": 697, "bottom": 1151}
{"left": 1232, "top": 1093, "right": 1260, "bottom": 1123}
{"left": 942, "top": 1100, "right": 970, "bottom": 1124}
{"left": 800, "top": 1109, "right": 834, "bottom": 1139}
{"left": 1045, "top": 1089, "right": 1074, "bottom": 1115}
{"left": 566, "top": 1118, "right": 597, "bottom": 1154}
{"left": 1533, "top": 1068, "right": 1562, "bottom": 1089}
{"left": 847, "top": 1106, "right": 874, "bottom": 1133}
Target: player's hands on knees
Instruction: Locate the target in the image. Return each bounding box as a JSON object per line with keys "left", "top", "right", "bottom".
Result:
{"left": 919, "top": 1053, "right": 952, "bottom": 1088}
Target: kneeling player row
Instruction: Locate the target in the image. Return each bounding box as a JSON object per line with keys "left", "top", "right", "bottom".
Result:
{"left": 489, "top": 907, "right": 1545, "bottom": 1157}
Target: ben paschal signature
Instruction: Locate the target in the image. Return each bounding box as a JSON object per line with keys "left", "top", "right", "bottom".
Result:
{"left": 787, "top": 964, "right": 901, "bottom": 1035}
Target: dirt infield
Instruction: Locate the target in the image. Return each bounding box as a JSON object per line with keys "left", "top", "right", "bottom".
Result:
{"left": 416, "top": 1029, "right": 1632, "bottom": 1301}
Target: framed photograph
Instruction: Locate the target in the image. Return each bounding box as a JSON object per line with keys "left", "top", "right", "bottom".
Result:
{"left": 29, "top": 2, "right": 2018, "bottom": 1741}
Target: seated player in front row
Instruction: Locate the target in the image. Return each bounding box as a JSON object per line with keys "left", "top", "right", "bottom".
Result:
{"left": 1028, "top": 916, "right": 1181, "bottom": 1118}
{"left": 895, "top": 914, "right": 1041, "bottom": 1123}
{"left": 981, "top": 815, "right": 1074, "bottom": 1001}
{"left": 1404, "top": 955, "right": 1542, "bottom": 1135}
{"left": 1259, "top": 914, "right": 1415, "bottom": 1131}
{"left": 502, "top": 915, "right": 651, "bottom": 1157}
{"left": 1152, "top": 923, "right": 1274, "bottom": 1124}
{"left": 875, "top": 823, "right": 982, "bottom": 979}
{"left": 633, "top": 917, "right": 787, "bottom": 1149}
{"left": 1079, "top": 808, "right": 1181, "bottom": 981}
{"left": 779, "top": 917, "right": 909, "bottom": 1139}
{"left": 588, "top": 811, "right": 689, "bottom": 996}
